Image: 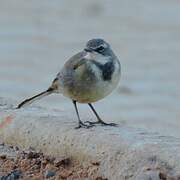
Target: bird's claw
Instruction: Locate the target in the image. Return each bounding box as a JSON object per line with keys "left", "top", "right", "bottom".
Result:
{"left": 85, "top": 120, "right": 118, "bottom": 127}
{"left": 75, "top": 121, "right": 94, "bottom": 129}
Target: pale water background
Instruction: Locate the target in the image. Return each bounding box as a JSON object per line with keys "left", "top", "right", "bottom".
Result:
{"left": 0, "top": 0, "right": 180, "bottom": 137}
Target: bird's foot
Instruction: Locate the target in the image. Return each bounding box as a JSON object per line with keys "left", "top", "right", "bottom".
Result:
{"left": 85, "top": 120, "right": 118, "bottom": 127}
{"left": 75, "top": 121, "right": 94, "bottom": 129}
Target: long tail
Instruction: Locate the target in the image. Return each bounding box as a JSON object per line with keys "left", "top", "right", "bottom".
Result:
{"left": 17, "top": 88, "right": 54, "bottom": 109}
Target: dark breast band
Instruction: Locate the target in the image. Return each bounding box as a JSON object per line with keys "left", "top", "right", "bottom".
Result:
{"left": 91, "top": 60, "right": 115, "bottom": 81}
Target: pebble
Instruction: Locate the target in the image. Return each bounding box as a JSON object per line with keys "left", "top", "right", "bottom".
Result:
{"left": 1, "top": 170, "right": 22, "bottom": 180}
{"left": 26, "top": 151, "right": 41, "bottom": 159}
{"left": 95, "top": 177, "right": 108, "bottom": 180}
{"left": 58, "top": 169, "right": 72, "bottom": 178}
{"left": 44, "top": 170, "right": 56, "bottom": 178}
{"left": 54, "top": 157, "right": 70, "bottom": 167}
{"left": 0, "top": 154, "right": 7, "bottom": 160}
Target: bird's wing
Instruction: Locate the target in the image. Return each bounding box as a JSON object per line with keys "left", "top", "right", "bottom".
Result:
{"left": 72, "top": 58, "right": 88, "bottom": 70}
{"left": 64, "top": 51, "right": 89, "bottom": 70}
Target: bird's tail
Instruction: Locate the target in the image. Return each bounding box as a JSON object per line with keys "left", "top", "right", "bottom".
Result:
{"left": 17, "top": 88, "right": 54, "bottom": 109}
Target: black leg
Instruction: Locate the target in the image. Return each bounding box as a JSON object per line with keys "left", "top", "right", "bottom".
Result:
{"left": 86, "top": 103, "right": 117, "bottom": 126}
{"left": 72, "top": 100, "right": 93, "bottom": 129}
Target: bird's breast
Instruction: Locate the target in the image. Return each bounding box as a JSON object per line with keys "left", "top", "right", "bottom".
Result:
{"left": 59, "top": 57, "right": 120, "bottom": 103}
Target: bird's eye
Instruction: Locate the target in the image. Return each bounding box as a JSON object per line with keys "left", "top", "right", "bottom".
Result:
{"left": 96, "top": 46, "right": 105, "bottom": 52}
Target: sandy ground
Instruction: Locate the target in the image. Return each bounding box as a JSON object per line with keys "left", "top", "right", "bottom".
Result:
{"left": 0, "top": 143, "right": 106, "bottom": 180}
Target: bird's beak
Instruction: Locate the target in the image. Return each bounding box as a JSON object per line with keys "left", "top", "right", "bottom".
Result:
{"left": 84, "top": 48, "right": 93, "bottom": 52}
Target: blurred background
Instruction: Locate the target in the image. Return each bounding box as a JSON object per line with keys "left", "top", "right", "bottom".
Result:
{"left": 0, "top": 0, "right": 180, "bottom": 137}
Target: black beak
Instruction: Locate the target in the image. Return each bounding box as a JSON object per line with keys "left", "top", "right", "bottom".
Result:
{"left": 84, "top": 48, "right": 93, "bottom": 52}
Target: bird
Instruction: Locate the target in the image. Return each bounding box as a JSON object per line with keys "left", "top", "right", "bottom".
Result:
{"left": 17, "top": 38, "right": 121, "bottom": 129}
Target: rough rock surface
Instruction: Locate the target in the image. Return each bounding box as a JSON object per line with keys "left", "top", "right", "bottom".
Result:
{"left": 0, "top": 98, "right": 180, "bottom": 179}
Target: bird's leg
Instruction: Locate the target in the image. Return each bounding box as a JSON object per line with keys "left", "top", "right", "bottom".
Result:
{"left": 85, "top": 103, "right": 117, "bottom": 126}
{"left": 72, "top": 100, "right": 93, "bottom": 129}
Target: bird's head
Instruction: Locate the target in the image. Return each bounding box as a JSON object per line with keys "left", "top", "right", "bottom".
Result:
{"left": 84, "top": 38, "right": 112, "bottom": 56}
